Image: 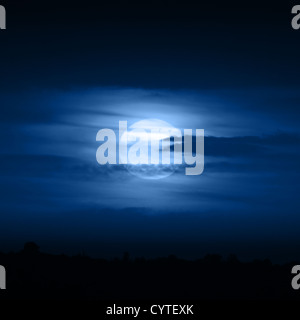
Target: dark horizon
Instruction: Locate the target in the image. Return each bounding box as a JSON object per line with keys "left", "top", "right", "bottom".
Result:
{"left": 1, "top": 241, "right": 299, "bottom": 300}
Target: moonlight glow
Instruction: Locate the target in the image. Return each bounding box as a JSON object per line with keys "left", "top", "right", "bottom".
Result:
{"left": 122, "top": 119, "right": 181, "bottom": 179}
{"left": 96, "top": 118, "right": 204, "bottom": 179}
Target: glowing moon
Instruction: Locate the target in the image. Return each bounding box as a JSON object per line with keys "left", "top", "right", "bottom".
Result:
{"left": 120, "top": 119, "right": 180, "bottom": 180}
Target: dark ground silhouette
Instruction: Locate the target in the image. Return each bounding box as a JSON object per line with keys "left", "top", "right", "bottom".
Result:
{"left": 0, "top": 242, "right": 299, "bottom": 300}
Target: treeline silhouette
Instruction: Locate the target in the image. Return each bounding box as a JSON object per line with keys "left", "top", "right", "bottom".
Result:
{"left": 0, "top": 242, "right": 299, "bottom": 300}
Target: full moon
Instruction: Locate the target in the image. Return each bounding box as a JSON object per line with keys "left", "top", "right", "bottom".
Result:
{"left": 120, "top": 119, "right": 180, "bottom": 180}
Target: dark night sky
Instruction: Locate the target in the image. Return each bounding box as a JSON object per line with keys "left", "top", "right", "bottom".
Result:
{"left": 0, "top": 0, "right": 299, "bottom": 262}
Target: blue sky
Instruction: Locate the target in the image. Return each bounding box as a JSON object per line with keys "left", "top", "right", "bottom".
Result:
{"left": 0, "top": 87, "right": 299, "bottom": 261}
{"left": 0, "top": 0, "right": 299, "bottom": 262}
